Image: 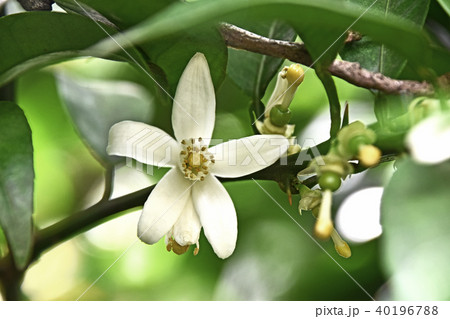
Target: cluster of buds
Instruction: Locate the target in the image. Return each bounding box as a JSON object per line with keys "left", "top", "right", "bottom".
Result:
{"left": 298, "top": 153, "right": 353, "bottom": 255}
{"left": 256, "top": 64, "right": 304, "bottom": 155}
{"left": 297, "top": 121, "right": 382, "bottom": 258}
{"left": 335, "top": 121, "right": 381, "bottom": 167}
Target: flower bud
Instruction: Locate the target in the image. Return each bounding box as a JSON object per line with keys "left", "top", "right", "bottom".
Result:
{"left": 331, "top": 229, "right": 351, "bottom": 258}
{"left": 336, "top": 121, "right": 376, "bottom": 159}
{"left": 265, "top": 64, "right": 304, "bottom": 117}
{"left": 315, "top": 189, "right": 334, "bottom": 239}
{"left": 358, "top": 144, "right": 381, "bottom": 167}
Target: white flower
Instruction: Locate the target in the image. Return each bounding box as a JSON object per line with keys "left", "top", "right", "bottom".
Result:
{"left": 107, "top": 53, "right": 289, "bottom": 259}
{"left": 406, "top": 112, "right": 450, "bottom": 164}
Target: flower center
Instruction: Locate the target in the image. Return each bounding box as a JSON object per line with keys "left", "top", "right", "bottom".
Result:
{"left": 180, "top": 138, "right": 214, "bottom": 181}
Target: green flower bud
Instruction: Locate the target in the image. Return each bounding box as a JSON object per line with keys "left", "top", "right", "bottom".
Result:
{"left": 318, "top": 171, "right": 341, "bottom": 192}
{"left": 269, "top": 105, "right": 292, "bottom": 127}
{"left": 336, "top": 121, "right": 376, "bottom": 159}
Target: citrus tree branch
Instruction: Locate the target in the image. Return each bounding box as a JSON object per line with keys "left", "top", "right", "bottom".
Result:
{"left": 220, "top": 23, "right": 434, "bottom": 95}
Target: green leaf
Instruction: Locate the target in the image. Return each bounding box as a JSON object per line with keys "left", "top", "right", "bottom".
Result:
{"left": 56, "top": 73, "right": 154, "bottom": 164}
{"left": 140, "top": 26, "right": 228, "bottom": 95}
{"left": 102, "top": 0, "right": 449, "bottom": 78}
{"left": 341, "top": 0, "right": 431, "bottom": 78}
{"left": 0, "top": 101, "right": 34, "bottom": 269}
{"left": 55, "top": 0, "right": 177, "bottom": 29}
{"left": 381, "top": 158, "right": 450, "bottom": 300}
{"left": 55, "top": 1, "right": 227, "bottom": 95}
{"left": 0, "top": 12, "right": 151, "bottom": 87}
{"left": 437, "top": 0, "right": 450, "bottom": 16}
{"left": 294, "top": 17, "right": 345, "bottom": 139}
{"left": 227, "top": 20, "right": 296, "bottom": 103}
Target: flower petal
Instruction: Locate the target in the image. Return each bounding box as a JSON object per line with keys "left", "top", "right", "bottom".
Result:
{"left": 107, "top": 120, "right": 180, "bottom": 167}
{"left": 192, "top": 175, "right": 237, "bottom": 259}
{"left": 172, "top": 196, "right": 201, "bottom": 246}
{"left": 406, "top": 113, "right": 450, "bottom": 164}
{"left": 172, "top": 53, "right": 215, "bottom": 142}
{"left": 138, "top": 168, "right": 192, "bottom": 244}
{"left": 210, "top": 135, "right": 289, "bottom": 178}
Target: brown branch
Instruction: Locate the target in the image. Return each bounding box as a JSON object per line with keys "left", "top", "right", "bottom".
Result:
{"left": 17, "top": 0, "right": 53, "bottom": 11}
{"left": 220, "top": 23, "right": 434, "bottom": 95}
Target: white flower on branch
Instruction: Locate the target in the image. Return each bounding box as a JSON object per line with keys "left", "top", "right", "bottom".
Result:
{"left": 406, "top": 112, "right": 450, "bottom": 165}
{"left": 107, "top": 53, "right": 289, "bottom": 258}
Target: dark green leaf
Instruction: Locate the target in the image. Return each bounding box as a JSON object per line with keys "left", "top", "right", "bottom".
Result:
{"left": 227, "top": 20, "right": 296, "bottom": 102}
{"left": 381, "top": 158, "right": 450, "bottom": 299}
{"left": 56, "top": 74, "right": 154, "bottom": 163}
{"left": 437, "top": 0, "right": 450, "bottom": 16}
{"left": 0, "top": 12, "right": 151, "bottom": 87}
{"left": 294, "top": 17, "right": 345, "bottom": 139}
{"left": 55, "top": 0, "right": 177, "bottom": 29}
{"left": 55, "top": 1, "right": 227, "bottom": 95}
{"left": 105, "top": 0, "right": 449, "bottom": 78}
{"left": 0, "top": 101, "right": 34, "bottom": 269}
{"left": 341, "top": 0, "right": 431, "bottom": 78}
{"left": 140, "top": 26, "right": 228, "bottom": 95}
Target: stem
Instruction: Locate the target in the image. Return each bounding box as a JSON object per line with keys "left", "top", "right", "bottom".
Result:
{"left": 0, "top": 255, "right": 26, "bottom": 300}
{"left": 101, "top": 166, "right": 114, "bottom": 202}
{"left": 315, "top": 67, "right": 341, "bottom": 139}
{"left": 32, "top": 184, "right": 155, "bottom": 261}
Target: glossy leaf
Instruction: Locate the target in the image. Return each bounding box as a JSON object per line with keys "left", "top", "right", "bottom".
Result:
{"left": 140, "top": 26, "right": 228, "bottom": 95}
{"left": 437, "top": 0, "right": 450, "bottom": 16}
{"left": 0, "top": 101, "right": 34, "bottom": 269}
{"left": 55, "top": 0, "right": 177, "bottom": 29}
{"left": 381, "top": 158, "right": 450, "bottom": 300}
{"left": 341, "top": 0, "right": 431, "bottom": 78}
{"left": 103, "top": 0, "right": 449, "bottom": 78}
{"left": 56, "top": 1, "right": 227, "bottom": 95}
{"left": 227, "top": 20, "right": 296, "bottom": 101}
{"left": 0, "top": 12, "right": 150, "bottom": 87}
{"left": 56, "top": 74, "right": 154, "bottom": 164}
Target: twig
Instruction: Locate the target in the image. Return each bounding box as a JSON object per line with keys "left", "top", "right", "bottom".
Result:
{"left": 101, "top": 166, "right": 114, "bottom": 202}
{"left": 220, "top": 23, "right": 434, "bottom": 95}
{"left": 32, "top": 184, "right": 156, "bottom": 260}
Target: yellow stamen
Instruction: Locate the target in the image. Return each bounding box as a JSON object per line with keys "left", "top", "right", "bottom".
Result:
{"left": 166, "top": 238, "right": 190, "bottom": 255}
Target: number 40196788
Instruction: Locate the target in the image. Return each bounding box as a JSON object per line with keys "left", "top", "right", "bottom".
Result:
{"left": 375, "top": 306, "right": 438, "bottom": 316}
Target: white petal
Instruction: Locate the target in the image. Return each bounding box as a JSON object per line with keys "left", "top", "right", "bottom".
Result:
{"left": 192, "top": 175, "right": 237, "bottom": 259}
{"left": 406, "top": 113, "right": 450, "bottom": 164}
{"left": 138, "top": 168, "right": 192, "bottom": 244}
{"left": 172, "top": 53, "right": 216, "bottom": 142}
{"left": 172, "top": 196, "right": 201, "bottom": 246}
{"left": 107, "top": 120, "right": 180, "bottom": 167}
{"left": 210, "top": 135, "right": 289, "bottom": 178}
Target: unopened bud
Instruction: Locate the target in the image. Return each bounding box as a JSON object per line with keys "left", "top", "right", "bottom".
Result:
{"left": 314, "top": 190, "right": 334, "bottom": 239}
{"left": 331, "top": 229, "right": 351, "bottom": 258}
{"left": 358, "top": 144, "right": 381, "bottom": 167}
{"left": 265, "top": 64, "right": 304, "bottom": 117}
